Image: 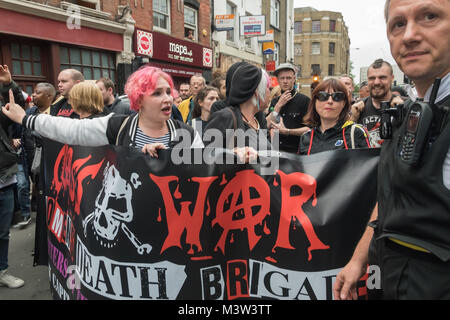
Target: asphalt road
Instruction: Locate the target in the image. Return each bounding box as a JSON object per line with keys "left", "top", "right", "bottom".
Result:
{"left": 0, "top": 212, "right": 52, "bottom": 300}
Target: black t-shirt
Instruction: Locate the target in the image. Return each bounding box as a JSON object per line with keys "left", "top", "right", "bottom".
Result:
{"left": 51, "top": 98, "right": 80, "bottom": 119}
{"left": 357, "top": 97, "right": 382, "bottom": 147}
{"left": 270, "top": 92, "right": 310, "bottom": 153}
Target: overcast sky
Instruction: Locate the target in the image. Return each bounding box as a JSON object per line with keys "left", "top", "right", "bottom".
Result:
{"left": 293, "top": 0, "right": 396, "bottom": 84}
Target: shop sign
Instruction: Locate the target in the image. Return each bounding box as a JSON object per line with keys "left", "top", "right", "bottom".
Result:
{"left": 215, "top": 14, "right": 235, "bottom": 31}
{"left": 135, "top": 29, "right": 212, "bottom": 69}
{"left": 239, "top": 15, "right": 266, "bottom": 37}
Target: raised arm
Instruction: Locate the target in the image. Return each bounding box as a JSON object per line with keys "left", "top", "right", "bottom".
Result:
{"left": 2, "top": 89, "right": 111, "bottom": 147}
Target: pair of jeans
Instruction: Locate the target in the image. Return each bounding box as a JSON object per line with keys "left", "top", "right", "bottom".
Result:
{"left": 0, "top": 184, "right": 15, "bottom": 271}
{"left": 16, "top": 164, "right": 31, "bottom": 220}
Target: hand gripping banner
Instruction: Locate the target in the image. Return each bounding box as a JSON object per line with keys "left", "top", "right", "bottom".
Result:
{"left": 41, "top": 139, "right": 379, "bottom": 300}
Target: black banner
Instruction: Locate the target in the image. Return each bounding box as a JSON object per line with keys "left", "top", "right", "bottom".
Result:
{"left": 41, "top": 139, "right": 379, "bottom": 300}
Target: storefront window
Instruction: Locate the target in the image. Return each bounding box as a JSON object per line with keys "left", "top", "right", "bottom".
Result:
{"left": 10, "top": 43, "right": 42, "bottom": 76}
{"left": 60, "top": 46, "right": 116, "bottom": 82}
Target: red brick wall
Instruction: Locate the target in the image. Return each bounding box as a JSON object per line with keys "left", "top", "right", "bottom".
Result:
{"left": 27, "top": 0, "right": 211, "bottom": 47}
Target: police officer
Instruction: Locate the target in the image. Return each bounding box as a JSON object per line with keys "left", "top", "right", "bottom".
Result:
{"left": 334, "top": 0, "right": 450, "bottom": 300}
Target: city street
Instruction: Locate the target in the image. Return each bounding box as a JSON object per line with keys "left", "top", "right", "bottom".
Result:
{"left": 0, "top": 212, "right": 52, "bottom": 300}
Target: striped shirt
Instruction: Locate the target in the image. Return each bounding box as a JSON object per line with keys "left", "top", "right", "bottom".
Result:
{"left": 134, "top": 127, "right": 171, "bottom": 150}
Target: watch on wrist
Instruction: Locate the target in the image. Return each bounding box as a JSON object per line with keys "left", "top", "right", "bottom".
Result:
{"left": 272, "top": 111, "right": 279, "bottom": 117}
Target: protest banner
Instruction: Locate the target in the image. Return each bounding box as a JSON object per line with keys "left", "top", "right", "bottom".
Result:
{"left": 41, "top": 139, "right": 379, "bottom": 300}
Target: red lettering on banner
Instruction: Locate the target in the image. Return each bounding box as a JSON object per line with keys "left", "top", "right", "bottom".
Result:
{"left": 227, "top": 260, "right": 249, "bottom": 300}
{"left": 150, "top": 174, "right": 218, "bottom": 255}
{"left": 49, "top": 201, "right": 65, "bottom": 242}
{"left": 273, "top": 171, "right": 330, "bottom": 261}
{"left": 52, "top": 145, "right": 104, "bottom": 215}
{"left": 213, "top": 170, "right": 270, "bottom": 254}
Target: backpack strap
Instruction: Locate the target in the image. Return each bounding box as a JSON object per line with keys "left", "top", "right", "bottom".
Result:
{"left": 115, "top": 116, "right": 131, "bottom": 146}
{"left": 350, "top": 124, "right": 356, "bottom": 149}
{"left": 307, "top": 129, "right": 315, "bottom": 155}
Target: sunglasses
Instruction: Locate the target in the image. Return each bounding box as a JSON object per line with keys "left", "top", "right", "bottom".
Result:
{"left": 316, "top": 91, "right": 346, "bottom": 102}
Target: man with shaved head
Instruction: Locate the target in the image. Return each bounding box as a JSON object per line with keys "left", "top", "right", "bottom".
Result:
{"left": 51, "top": 68, "right": 84, "bottom": 118}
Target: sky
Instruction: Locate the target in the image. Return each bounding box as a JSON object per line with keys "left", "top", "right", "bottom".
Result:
{"left": 293, "top": 0, "right": 396, "bottom": 84}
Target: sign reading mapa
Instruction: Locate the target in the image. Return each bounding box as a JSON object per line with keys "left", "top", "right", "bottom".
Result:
{"left": 137, "top": 30, "right": 153, "bottom": 57}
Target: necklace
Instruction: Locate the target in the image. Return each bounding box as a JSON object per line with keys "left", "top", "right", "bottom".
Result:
{"left": 241, "top": 112, "right": 260, "bottom": 131}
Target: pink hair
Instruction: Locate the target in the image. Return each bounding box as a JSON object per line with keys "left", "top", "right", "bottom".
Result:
{"left": 124, "top": 66, "right": 174, "bottom": 111}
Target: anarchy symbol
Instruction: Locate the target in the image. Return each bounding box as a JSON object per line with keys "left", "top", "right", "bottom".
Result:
{"left": 213, "top": 170, "right": 270, "bottom": 254}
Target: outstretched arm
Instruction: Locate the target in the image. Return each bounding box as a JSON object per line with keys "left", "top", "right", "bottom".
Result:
{"left": 3, "top": 89, "right": 111, "bottom": 147}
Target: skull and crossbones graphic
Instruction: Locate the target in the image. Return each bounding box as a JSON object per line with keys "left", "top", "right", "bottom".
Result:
{"left": 83, "top": 163, "right": 152, "bottom": 255}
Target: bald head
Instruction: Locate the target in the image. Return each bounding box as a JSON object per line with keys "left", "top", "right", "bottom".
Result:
{"left": 57, "top": 69, "right": 84, "bottom": 98}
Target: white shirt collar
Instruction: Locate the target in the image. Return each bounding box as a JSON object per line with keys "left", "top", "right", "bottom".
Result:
{"left": 423, "top": 72, "right": 450, "bottom": 104}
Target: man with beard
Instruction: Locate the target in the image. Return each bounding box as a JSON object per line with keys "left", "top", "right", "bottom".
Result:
{"left": 350, "top": 59, "right": 402, "bottom": 147}
{"left": 266, "top": 63, "right": 310, "bottom": 153}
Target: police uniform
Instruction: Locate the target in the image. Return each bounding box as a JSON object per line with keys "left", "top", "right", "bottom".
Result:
{"left": 373, "top": 75, "right": 450, "bottom": 299}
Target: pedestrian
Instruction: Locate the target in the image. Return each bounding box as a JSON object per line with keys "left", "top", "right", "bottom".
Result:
{"left": 69, "top": 82, "right": 109, "bottom": 119}
{"left": 210, "top": 75, "right": 226, "bottom": 101}
{"left": 0, "top": 65, "right": 25, "bottom": 289}
{"left": 178, "top": 74, "right": 206, "bottom": 123}
{"left": 298, "top": 78, "right": 371, "bottom": 155}
{"left": 358, "top": 81, "right": 369, "bottom": 99}
{"left": 95, "top": 77, "right": 134, "bottom": 115}
{"left": 266, "top": 63, "right": 311, "bottom": 153}
{"left": 350, "top": 59, "right": 403, "bottom": 147}
{"left": 25, "top": 83, "right": 57, "bottom": 267}
{"left": 205, "top": 63, "right": 271, "bottom": 157}
{"left": 210, "top": 61, "right": 247, "bottom": 116}
{"left": 189, "top": 86, "right": 219, "bottom": 137}
{"left": 52, "top": 69, "right": 84, "bottom": 118}
{"left": 178, "top": 82, "right": 191, "bottom": 101}
{"left": 3, "top": 66, "right": 203, "bottom": 158}
{"left": 339, "top": 74, "right": 356, "bottom": 104}
{"left": 334, "top": 0, "right": 450, "bottom": 300}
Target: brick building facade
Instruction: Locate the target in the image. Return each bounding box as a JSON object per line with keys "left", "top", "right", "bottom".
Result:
{"left": 0, "top": 0, "right": 213, "bottom": 95}
{"left": 294, "top": 7, "right": 350, "bottom": 96}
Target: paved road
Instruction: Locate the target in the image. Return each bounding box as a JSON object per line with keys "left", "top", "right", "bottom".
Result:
{"left": 0, "top": 212, "right": 52, "bottom": 300}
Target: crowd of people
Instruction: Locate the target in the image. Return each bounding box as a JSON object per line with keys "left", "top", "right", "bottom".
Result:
{"left": 0, "top": 0, "right": 449, "bottom": 300}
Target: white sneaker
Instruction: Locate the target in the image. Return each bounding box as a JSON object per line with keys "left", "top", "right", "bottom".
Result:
{"left": 0, "top": 270, "right": 25, "bottom": 289}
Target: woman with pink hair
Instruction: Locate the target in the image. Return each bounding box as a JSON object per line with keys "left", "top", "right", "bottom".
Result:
{"left": 2, "top": 66, "right": 203, "bottom": 157}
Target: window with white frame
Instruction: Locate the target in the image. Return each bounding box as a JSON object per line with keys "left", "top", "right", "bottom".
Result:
{"left": 312, "top": 20, "right": 321, "bottom": 33}
{"left": 184, "top": 6, "right": 198, "bottom": 41}
{"left": 270, "top": 0, "right": 280, "bottom": 29}
{"left": 226, "top": 2, "right": 236, "bottom": 42}
{"left": 153, "top": 0, "right": 170, "bottom": 33}
{"left": 311, "top": 42, "right": 321, "bottom": 55}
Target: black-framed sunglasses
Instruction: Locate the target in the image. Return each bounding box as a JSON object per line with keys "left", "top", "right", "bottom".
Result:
{"left": 316, "top": 91, "right": 346, "bottom": 102}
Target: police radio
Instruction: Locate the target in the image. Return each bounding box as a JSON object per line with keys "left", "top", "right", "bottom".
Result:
{"left": 398, "top": 100, "right": 434, "bottom": 166}
{"left": 380, "top": 78, "right": 444, "bottom": 167}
